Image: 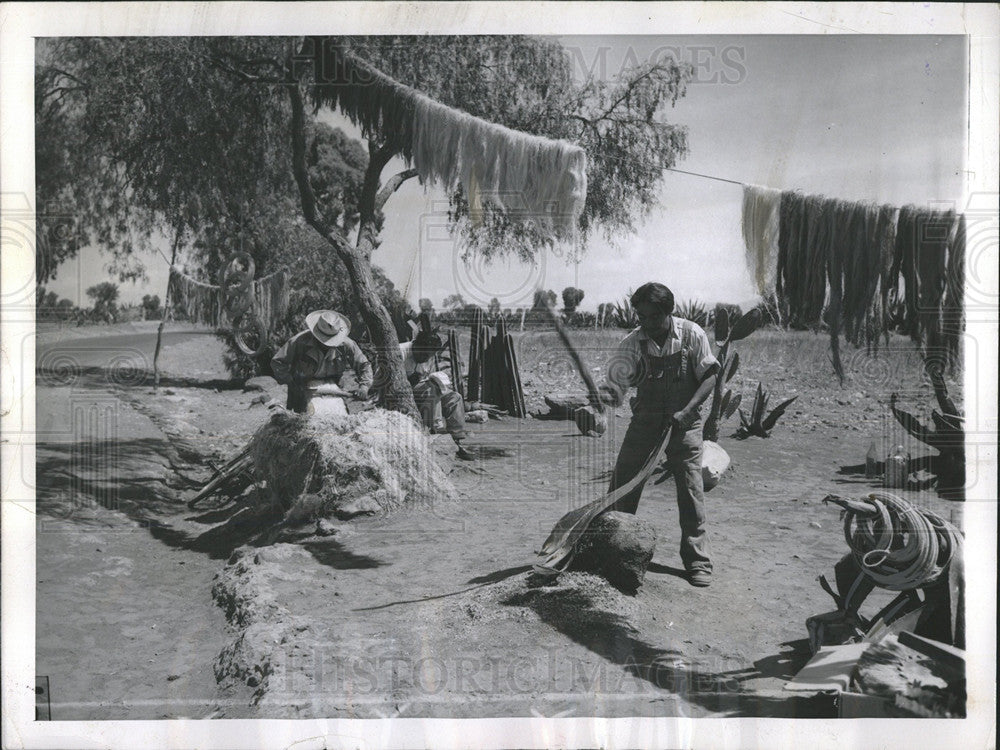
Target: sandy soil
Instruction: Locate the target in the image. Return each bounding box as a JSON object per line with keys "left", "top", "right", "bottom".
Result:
{"left": 34, "top": 325, "right": 964, "bottom": 719}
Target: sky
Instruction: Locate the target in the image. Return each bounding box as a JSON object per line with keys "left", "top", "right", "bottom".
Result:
{"left": 46, "top": 34, "right": 967, "bottom": 312}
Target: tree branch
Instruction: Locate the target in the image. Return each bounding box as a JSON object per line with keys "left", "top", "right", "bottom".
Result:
{"left": 375, "top": 168, "right": 418, "bottom": 212}
{"left": 287, "top": 80, "right": 350, "bottom": 254}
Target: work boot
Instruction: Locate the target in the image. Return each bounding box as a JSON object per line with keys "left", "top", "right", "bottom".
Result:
{"left": 688, "top": 569, "right": 711, "bottom": 588}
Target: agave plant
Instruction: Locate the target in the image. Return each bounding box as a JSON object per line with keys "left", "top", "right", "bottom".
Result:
{"left": 735, "top": 382, "right": 798, "bottom": 438}
{"left": 609, "top": 295, "right": 638, "bottom": 329}
{"left": 674, "top": 299, "right": 710, "bottom": 328}
{"left": 703, "top": 308, "right": 761, "bottom": 442}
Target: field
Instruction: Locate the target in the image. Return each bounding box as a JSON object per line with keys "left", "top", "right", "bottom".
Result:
{"left": 34, "top": 324, "right": 966, "bottom": 719}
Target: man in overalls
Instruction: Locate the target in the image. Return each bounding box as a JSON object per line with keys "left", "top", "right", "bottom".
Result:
{"left": 599, "top": 283, "right": 720, "bottom": 587}
{"left": 270, "top": 310, "right": 374, "bottom": 414}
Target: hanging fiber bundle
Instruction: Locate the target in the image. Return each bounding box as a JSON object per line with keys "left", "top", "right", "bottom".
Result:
{"left": 309, "top": 39, "right": 587, "bottom": 241}
{"left": 914, "top": 208, "right": 956, "bottom": 354}
{"left": 801, "top": 194, "right": 832, "bottom": 327}
{"left": 168, "top": 268, "right": 224, "bottom": 328}
{"left": 941, "top": 213, "right": 965, "bottom": 371}
{"left": 167, "top": 267, "right": 289, "bottom": 340}
{"left": 776, "top": 190, "right": 804, "bottom": 324}
{"left": 741, "top": 184, "right": 782, "bottom": 297}
{"left": 873, "top": 204, "right": 899, "bottom": 352}
{"left": 825, "top": 198, "right": 850, "bottom": 382}
{"left": 252, "top": 270, "right": 291, "bottom": 340}
{"left": 841, "top": 201, "right": 879, "bottom": 349}
{"left": 891, "top": 205, "right": 920, "bottom": 339}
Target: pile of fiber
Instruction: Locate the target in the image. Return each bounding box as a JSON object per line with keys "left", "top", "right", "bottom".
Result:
{"left": 250, "top": 409, "right": 456, "bottom": 520}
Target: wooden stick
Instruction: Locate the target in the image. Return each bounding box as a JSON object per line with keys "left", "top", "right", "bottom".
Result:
{"left": 540, "top": 300, "right": 605, "bottom": 413}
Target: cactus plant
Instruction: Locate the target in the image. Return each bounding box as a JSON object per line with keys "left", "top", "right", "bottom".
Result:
{"left": 703, "top": 308, "right": 761, "bottom": 442}
{"left": 735, "top": 382, "right": 798, "bottom": 438}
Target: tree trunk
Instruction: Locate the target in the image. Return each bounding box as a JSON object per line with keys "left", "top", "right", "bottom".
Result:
{"left": 287, "top": 81, "right": 419, "bottom": 420}
{"left": 153, "top": 228, "right": 182, "bottom": 391}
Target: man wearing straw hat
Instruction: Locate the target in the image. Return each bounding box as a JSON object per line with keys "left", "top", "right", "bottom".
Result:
{"left": 271, "top": 310, "right": 374, "bottom": 415}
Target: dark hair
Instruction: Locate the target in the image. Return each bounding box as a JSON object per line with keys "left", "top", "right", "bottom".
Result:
{"left": 413, "top": 330, "right": 443, "bottom": 354}
{"left": 630, "top": 282, "right": 675, "bottom": 315}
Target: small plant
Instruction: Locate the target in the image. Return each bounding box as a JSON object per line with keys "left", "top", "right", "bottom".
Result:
{"left": 609, "top": 295, "right": 638, "bottom": 329}
{"left": 735, "top": 382, "right": 798, "bottom": 438}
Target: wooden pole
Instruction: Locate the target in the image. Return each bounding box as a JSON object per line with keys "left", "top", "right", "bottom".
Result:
{"left": 153, "top": 227, "right": 182, "bottom": 392}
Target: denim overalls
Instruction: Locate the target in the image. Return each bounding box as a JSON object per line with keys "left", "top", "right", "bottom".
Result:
{"left": 607, "top": 323, "right": 712, "bottom": 573}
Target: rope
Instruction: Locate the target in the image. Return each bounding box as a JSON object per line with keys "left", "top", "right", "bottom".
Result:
{"left": 825, "top": 491, "right": 962, "bottom": 592}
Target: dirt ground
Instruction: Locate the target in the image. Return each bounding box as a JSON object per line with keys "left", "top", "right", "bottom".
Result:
{"left": 34, "top": 324, "right": 965, "bottom": 719}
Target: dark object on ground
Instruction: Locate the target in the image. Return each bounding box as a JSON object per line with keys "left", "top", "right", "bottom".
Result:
{"left": 569, "top": 511, "right": 657, "bottom": 593}
{"left": 536, "top": 426, "right": 673, "bottom": 574}
{"left": 542, "top": 393, "right": 590, "bottom": 419}
{"left": 853, "top": 633, "right": 965, "bottom": 718}
{"left": 244, "top": 375, "right": 279, "bottom": 393}
{"left": 573, "top": 405, "right": 607, "bottom": 436}
{"left": 890, "top": 388, "right": 964, "bottom": 496}
{"left": 187, "top": 446, "right": 255, "bottom": 508}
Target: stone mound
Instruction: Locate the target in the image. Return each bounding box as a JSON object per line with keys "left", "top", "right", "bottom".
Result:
{"left": 250, "top": 409, "right": 456, "bottom": 521}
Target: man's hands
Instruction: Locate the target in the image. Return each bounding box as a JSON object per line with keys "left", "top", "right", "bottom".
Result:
{"left": 672, "top": 408, "right": 696, "bottom": 431}
{"left": 310, "top": 382, "right": 350, "bottom": 397}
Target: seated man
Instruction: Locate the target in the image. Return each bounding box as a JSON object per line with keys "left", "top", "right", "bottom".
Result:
{"left": 271, "top": 309, "right": 373, "bottom": 414}
{"left": 400, "top": 330, "right": 473, "bottom": 460}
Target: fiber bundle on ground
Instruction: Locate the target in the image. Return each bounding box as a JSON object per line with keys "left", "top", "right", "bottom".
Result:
{"left": 741, "top": 184, "right": 781, "bottom": 297}
{"left": 250, "top": 409, "right": 457, "bottom": 518}
{"left": 308, "top": 39, "right": 587, "bottom": 241}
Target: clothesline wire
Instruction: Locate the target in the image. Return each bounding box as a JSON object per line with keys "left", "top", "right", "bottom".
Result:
{"left": 664, "top": 166, "right": 744, "bottom": 187}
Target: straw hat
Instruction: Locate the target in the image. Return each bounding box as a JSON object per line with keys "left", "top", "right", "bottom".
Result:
{"left": 305, "top": 310, "right": 351, "bottom": 347}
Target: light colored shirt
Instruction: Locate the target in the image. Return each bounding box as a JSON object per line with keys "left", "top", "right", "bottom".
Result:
{"left": 601, "top": 316, "right": 719, "bottom": 406}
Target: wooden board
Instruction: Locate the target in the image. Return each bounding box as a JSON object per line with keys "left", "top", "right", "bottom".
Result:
{"left": 448, "top": 329, "right": 464, "bottom": 399}
{"left": 468, "top": 318, "right": 481, "bottom": 401}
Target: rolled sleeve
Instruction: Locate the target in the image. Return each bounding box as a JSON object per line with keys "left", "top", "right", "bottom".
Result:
{"left": 690, "top": 326, "right": 720, "bottom": 380}
{"left": 270, "top": 338, "right": 295, "bottom": 384}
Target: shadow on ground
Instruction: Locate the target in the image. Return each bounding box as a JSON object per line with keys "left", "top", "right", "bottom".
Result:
{"left": 502, "top": 583, "right": 834, "bottom": 718}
